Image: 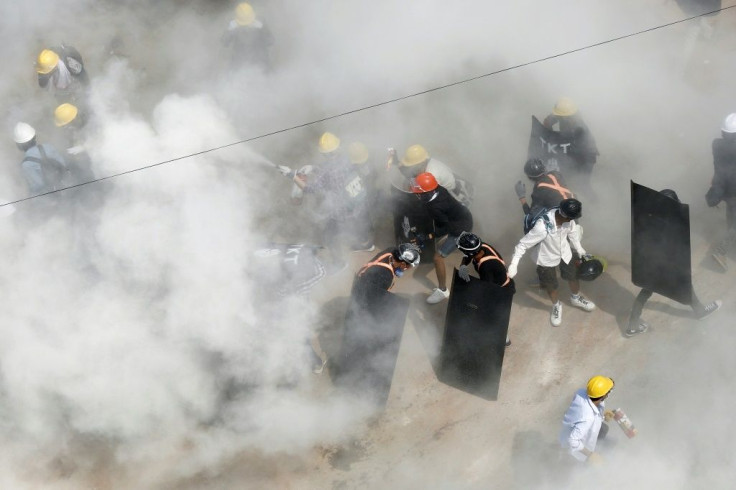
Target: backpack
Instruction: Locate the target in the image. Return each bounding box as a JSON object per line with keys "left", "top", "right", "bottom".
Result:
{"left": 523, "top": 206, "right": 555, "bottom": 235}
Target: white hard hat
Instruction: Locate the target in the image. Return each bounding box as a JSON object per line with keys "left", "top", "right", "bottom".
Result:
{"left": 722, "top": 113, "right": 736, "bottom": 133}
{"left": 13, "top": 122, "right": 36, "bottom": 144}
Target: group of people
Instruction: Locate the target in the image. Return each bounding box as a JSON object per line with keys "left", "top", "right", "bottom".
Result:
{"left": 13, "top": 45, "right": 93, "bottom": 200}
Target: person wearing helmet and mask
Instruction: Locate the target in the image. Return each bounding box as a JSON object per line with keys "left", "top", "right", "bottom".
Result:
{"left": 456, "top": 232, "right": 515, "bottom": 346}
{"left": 543, "top": 98, "right": 598, "bottom": 196}
{"left": 36, "top": 45, "right": 89, "bottom": 101}
{"left": 627, "top": 188, "right": 722, "bottom": 337}
{"left": 507, "top": 198, "right": 595, "bottom": 327}
{"left": 284, "top": 132, "right": 373, "bottom": 273}
{"left": 514, "top": 157, "right": 574, "bottom": 215}
{"left": 411, "top": 172, "right": 473, "bottom": 304}
{"left": 388, "top": 145, "right": 472, "bottom": 206}
{"left": 222, "top": 2, "right": 274, "bottom": 71}
{"left": 353, "top": 243, "right": 421, "bottom": 305}
{"left": 13, "top": 122, "right": 70, "bottom": 196}
{"left": 559, "top": 375, "right": 615, "bottom": 464}
{"left": 707, "top": 113, "right": 736, "bottom": 271}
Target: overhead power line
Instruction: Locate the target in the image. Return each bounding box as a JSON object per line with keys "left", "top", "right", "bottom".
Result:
{"left": 4, "top": 5, "right": 733, "bottom": 208}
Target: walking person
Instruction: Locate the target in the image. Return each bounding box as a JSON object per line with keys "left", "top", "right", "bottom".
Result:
{"left": 507, "top": 198, "right": 595, "bottom": 327}
{"left": 411, "top": 172, "right": 473, "bottom": 304}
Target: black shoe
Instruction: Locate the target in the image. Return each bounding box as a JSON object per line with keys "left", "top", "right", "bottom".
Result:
{"left": 625, "top": 321, "right": 649, "bottom": 338}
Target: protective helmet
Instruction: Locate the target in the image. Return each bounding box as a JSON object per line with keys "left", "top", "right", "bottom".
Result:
{"left": 36, "top": 49, "right": 59, "bottom": 74}
{"left": 54, "top": 103, "right": 79, "bottom": 127}
{"left": 659, "top": 188, "right": 680, "bottom": 202}
{"left": 348, "top": 142, "right": 370, "bottom": 164}
{"left": 721, "top": 113, "right": 736, "bottom": 133}
{"left": 558, "top": 198, "right": 582, "bottom": 220}
{"left": 411, "top": 172, "right": 438, "bottom": 193}
{"left": 13, "top": 122, "right": 36, "bottom": 144}
{"left": 393, "top": 243, "right": 421, "bottom": 267}
{"left": 553, "top": 97, "right": 578, "bottom": 117}
{"left": 586, "top": 376, "right": 614, "bottom": 399}
{"left": 524, "top": 158, "right": 546, "bottom": 179}
{"left": 318, "top": 132, "right": 340, "bottom": 153}
{"left": 456, "top": 232, "right": 481, "bottom": 255}
{"left": 400, "top": 144, "right": 430, "bottom": 167}
{"left": 577, "top": 258, "right": 604, "bottom": 281}
{"left": 235, "top": 3, "right": 256, "bottom": 26}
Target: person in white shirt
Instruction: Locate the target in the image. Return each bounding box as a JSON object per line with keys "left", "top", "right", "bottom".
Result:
{"left": 559, "top": 375, "right": 615, "bottom": 463}
{"left": 507, "top": 198, "right": 595, "bottom": 327}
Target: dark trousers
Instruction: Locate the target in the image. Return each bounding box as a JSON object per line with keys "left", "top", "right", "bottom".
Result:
{"left": 715, "top": 197, "right": 736, "bottom": 254}
{"left": 628, "top": 287, "right": 706, "bottom": 328}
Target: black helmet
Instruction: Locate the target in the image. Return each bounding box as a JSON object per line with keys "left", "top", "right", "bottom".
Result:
{"left": 559, "top": 198, "right": 582, "bottom": 220}
{"left": 577, "top": 257, "right": 604, "bottom": 281}
{"left": 523, "top": 158, "right": 546, "bottom": 179}
{"left": 393, "top": 243, "right": 421, "bottom": 267}
{"left": 659, "top": 188, "right": 680, "bottom": 203}
{"left": 456, "top": 232, "right": 481, "bottom": 256}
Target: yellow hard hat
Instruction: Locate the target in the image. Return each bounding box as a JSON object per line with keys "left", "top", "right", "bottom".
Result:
{"left": 318, "top": 132, "right": 340, "bottom": 154}
{"left": 586, "top": 376, "right": 614, "bottom": 399}
{"left": 36, "top": 49, "right": 60, "bottom": 74}
{"left": 235, "top": 3, "right": 256, "bottom": 26}
{"left": 553, "top": 97, "right": 578, "bottom": 117}
{"left": 54, "top": 103, "right": 79, "bottom": 127}
{"left": 348, "top": 142, "right": 370, "bottom": 164}
{"left": 400, "top": 144, "right": 429, "bottom": 167}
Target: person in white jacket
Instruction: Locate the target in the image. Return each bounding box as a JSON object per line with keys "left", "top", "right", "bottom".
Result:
{"left": 559, "top": 375, "right": 615, "bottom": 463}
{"left": 507, "top": 198, "right": 595, "bottom": 327}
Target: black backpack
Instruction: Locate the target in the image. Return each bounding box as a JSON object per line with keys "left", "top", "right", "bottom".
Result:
{"left": 523, "top": 206, "right": 555, "bottom": 234}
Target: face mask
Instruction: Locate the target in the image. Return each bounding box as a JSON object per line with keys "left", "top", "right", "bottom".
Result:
{"left": 394, "top": 268, "right": 404, "bottom": 277}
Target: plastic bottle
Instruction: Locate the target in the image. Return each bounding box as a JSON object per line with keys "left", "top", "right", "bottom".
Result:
{"left": 613, "top": 408, "right": 637, "bottom": 438}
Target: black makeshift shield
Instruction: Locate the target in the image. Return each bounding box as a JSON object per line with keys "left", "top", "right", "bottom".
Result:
{"left": 527, "top": 115, "right": 577, "bottom": 174}
{"left": 333, "top": 287, "right": 410, "bottom": 409}
{"left": 438, "top": 270, "right": 514, "bottom": 400}
{"left": 631, "top": 181, "right": 692, "bottom": 304}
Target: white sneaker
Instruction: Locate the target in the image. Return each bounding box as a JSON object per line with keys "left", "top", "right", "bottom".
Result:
{"left": 550, "top": 302, "right": 562, "bottom": 327}
{"left": 427, "top": 287, "right": 450, "bottom": 304}
{"left": 570, "top": 294, "right": 596, "bottom": 312}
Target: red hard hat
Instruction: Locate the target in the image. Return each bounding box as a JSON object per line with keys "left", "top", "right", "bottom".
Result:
{"left": 411, "top": 172, "right": 438, "bottom": 193}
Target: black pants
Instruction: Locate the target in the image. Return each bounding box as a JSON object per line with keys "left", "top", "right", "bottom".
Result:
{"left": 628, "top": 287, "right": 706, "bottom": 328}
{"left": 714, "top": 197, "right": 736, "bottom": 254}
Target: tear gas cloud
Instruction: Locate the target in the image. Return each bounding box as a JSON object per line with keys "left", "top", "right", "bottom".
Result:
{"left": 0, "top": 0, "right": 734, "bottom": 488}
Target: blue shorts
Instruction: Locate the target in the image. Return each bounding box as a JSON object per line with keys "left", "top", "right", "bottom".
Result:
{"left": 437, "top": 234, "right": 460, "bottom": 258}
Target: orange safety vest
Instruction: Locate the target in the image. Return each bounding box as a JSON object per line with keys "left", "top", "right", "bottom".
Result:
{"left": 357, "top": 253, "right": 396, "bottom": 290}
{"left": 536, "top": 173, "right": 574, "bottom": 200}
{"left": 474, "top": 244, "right": 511, "bottom": 287}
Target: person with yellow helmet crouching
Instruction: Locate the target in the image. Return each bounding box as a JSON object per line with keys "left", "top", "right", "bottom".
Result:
{"left": 36, "top": 45, "right": 89, "bottom": 102}
{"left": 559, "top": 375, "right": 615, "bottom": 464}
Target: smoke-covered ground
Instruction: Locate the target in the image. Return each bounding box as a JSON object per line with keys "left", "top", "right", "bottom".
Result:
{"left": 0, "top": 0, "right": 735, "bottom": 488}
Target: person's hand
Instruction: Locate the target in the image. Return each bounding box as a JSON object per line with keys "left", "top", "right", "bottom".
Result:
{"left": 507, "top": 263, "right": 518, "bottom": 279}
{"left": 587, "top": 452, "right": 603, "bottom": 465}
{"left": 277, "top": 165, "right": 295, "bottom": 178}
{"left": 458, "top": 264, "right": 471, "bottom": 282}
{"left": 604, "top": 410, "right": 614, "bottom": 422}
{"left": 514, "top": 180, "right": 526, "bottom": 199}
{"left": 581, "top": 253, "right": 593, "bottom": 261}
{"left": 387, "top": 147, "right": 397, "bottom": 157}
